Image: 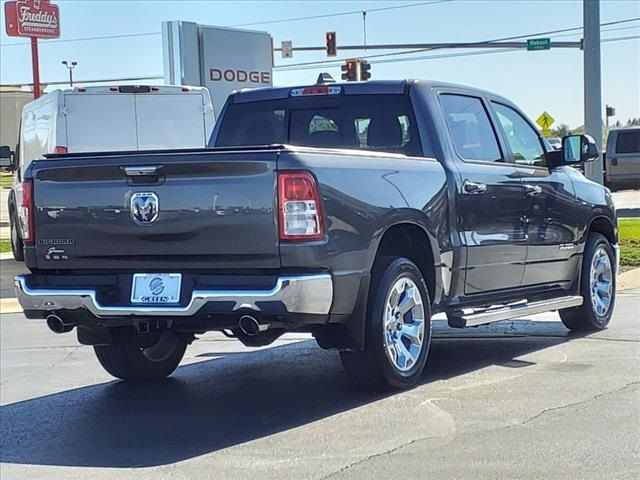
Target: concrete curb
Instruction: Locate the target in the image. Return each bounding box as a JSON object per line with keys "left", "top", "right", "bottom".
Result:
{"left": 0, "top": 252, "right": 15, "bottom": 260}
{"left": 618, "top": 267, "right": 640, "bottom": 292}
{"left": 1, "top": 268, "right": 637, "bottom": 316}
{"left": 0, "top": 298, "right": 21, "bottom": 315}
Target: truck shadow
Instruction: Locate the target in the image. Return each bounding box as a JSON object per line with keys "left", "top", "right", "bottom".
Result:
{"left": 0, "top": 319, "right": 582, "bottom": 468}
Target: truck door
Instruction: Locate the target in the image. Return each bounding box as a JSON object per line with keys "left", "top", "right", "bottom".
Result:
{"left": 134, "top": 93, "right": 207, "bottom": 149}
{"left": 64, "top": 94, "right": 138, "bottom": 152}
{"left": 488, "top": 101, "right": 579, "bottom": 287}
{"left": 439, "top": 93, "right": 527, "bottom": 294}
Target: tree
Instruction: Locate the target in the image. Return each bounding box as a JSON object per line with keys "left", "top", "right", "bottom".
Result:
{"left": 626, "top": 118, "right": 640, "bottom": 127}
{"left": 551, "top": 124, "right": 572, "bottom": 137}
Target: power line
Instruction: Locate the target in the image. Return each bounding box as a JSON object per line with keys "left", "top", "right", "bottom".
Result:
{"left": 1, "top": 0, "right": 451, "bottom": 47}
{"left": 276, "top": 33, "right": 639, "bottom": 72}
{"left": 602, "top": 34, "right": 640, "bottom": 43}
{"left": 278, "top": 47, "right": 523, "bottom": 72}
{"left": 3, "top": 34, "right": 636, "bottom": 88}
{"left": 1, "top": 31, "right": 160, "bottom": 47}
{"left": 0, "top": 74, "right": 163, "bottom": 88}
{"left": 229, "top": 0, "right": 451, "bottom": 27}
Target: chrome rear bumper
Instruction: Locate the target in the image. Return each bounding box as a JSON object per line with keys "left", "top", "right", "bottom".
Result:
{"left": 14, "top": 274, "right": 333, "bottom": 317}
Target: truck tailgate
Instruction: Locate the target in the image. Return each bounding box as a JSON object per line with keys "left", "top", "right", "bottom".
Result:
{"left": 30, "top": 150, "right": 279, "bottom": 270}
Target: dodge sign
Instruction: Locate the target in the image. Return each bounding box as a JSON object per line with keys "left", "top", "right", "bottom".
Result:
{"left": 162, "top": 21, "right": 273, "bottom": 117}
{"left": 4, "top": 0, "right": 60, "bottom": 38}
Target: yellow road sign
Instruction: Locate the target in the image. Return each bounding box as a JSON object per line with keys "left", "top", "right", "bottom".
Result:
{"left": 536, "top": 111, "right": 555, "bottom": 130}
{"left": 542, "top": 129, "right": 552, "bottom": 138}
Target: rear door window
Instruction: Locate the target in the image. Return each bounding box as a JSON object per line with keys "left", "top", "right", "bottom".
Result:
{"left": 215, "top": 94, "right": 422, "bottom": 156}
{"left": 616, "top": 131, "right": 640, "bottom": 154}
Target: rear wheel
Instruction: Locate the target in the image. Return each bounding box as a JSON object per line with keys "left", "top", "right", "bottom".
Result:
{"left": 94, "top": 327, "right": 188, "bottom": 381}
{"left": 340, "top": 257, "right": 432, "bottom": 391}
{"left": 10, "top": 213, "right": 24, "bottom": 262}
{"left": 560, "top": 232, "right": 616, "bottom": 331}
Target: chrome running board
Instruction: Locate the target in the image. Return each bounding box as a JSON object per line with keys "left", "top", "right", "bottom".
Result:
{"left": 457, "top": 296, "right": 583, "bottom": 327}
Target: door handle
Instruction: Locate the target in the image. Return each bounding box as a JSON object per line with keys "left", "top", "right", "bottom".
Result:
{"left": 524, "top": 184, "right": 542, "bottom": 197}
{"left": 123, "top": 165, "right": 161, "bottom": 176}
{"left": 463, "top": 180, "right": 487, "bottom": 195}
{"left": 610, "top": 157, "right": 618, "bottom": 166}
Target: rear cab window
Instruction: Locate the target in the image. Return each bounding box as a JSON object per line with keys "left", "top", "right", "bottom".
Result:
{"left": 615, "top": 131, "right": 640, "bottom": 154}
{"left": 215, "top": 94, "right": 422, "bottom": 156}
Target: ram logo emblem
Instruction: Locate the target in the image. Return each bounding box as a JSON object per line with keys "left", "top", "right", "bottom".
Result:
{"left": 131, "top": 192, "right": 159, "bottom": 225}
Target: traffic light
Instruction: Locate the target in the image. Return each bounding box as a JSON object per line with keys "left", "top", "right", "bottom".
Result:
{"left": 360, "top": 60, "right": 371, "bottom": 81}
{"left": 326, "top": 32, "right": 337, "bottom": 57}
{"left": 341, "top": 59, "right": 358, "bottom": 81}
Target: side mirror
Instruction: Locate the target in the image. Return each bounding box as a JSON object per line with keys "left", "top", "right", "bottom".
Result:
{"left": 0, "top": 145, "right": 16, "bottom": 171}
{"left": 562, "top": 134, "right": 599, "bottom": 164}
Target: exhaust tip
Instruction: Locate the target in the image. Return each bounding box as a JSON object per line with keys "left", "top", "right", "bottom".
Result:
{"left": 46, "top": 314, "right": 73, "bottom": 334}
{"left": 238, "top": 315, "right": 268, "bottom": 336}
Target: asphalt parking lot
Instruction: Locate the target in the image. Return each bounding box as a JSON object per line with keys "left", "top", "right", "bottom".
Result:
{"left": 0, "top": 255, "right": 638, "bottom": 479}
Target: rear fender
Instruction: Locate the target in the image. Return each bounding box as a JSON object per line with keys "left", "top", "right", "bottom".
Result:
{"left": 341, "top": 216, "right": 443, "bottom": 352}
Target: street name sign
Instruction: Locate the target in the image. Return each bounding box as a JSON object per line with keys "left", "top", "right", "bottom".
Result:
{"left": 527, "top": 38, "right": 551, "bottom": 51}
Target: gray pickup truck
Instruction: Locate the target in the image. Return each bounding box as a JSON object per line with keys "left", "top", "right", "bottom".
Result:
{"left": 604, "top": 127, "right": 640, "bottom": 190}
{"left": 14, "top": 80, "right": 618, "bottom": 390}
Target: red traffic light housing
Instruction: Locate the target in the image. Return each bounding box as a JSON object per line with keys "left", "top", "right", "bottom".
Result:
{"left": 341, "top": 59, "right": 358, "bottom": 82}
{"left": 340, "top": 59, "right": 371, "bottom": 82}
{"left": 326, "top": 32, "right": 337, "bottom": 57}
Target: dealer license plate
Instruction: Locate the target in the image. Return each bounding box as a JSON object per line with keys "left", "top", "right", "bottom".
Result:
{"left": 131, "top": 273, "right": 182, "bottom": 304}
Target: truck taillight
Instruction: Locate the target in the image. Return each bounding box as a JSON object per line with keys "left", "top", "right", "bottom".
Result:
{"left": 53, "top": 146, "right": 68, "bottom": 154}
{"left": 19, "top": 180, "right": 34, "bottom": 245}
{"left": 278, "top": 171, "right": 324, "bottom": 241}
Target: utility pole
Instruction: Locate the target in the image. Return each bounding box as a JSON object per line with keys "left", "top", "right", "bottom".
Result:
{"left": 61, "top": 60, "right": 78, "bottom": 87}
{"left": 583, "top": 0, "right": 603, "bottom": 184}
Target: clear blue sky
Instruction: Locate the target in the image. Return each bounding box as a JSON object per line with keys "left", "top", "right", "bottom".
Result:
{"left": 1, "top": 0, "right": 638, "bottom": 127}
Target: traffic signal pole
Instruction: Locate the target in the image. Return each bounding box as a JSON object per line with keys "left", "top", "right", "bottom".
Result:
{"left": 583, "top": 0, "right": 603, "bottom": 184}
{"left": 277, "top": 41, "right": 582, "bottom": 53}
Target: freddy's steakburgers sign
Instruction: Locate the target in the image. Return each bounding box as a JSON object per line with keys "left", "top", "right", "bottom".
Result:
{"left": 4, "top": 0, "right": 60, "bottom": 38}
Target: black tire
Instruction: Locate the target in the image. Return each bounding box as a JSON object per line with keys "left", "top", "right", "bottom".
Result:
{"left": 94, "top": 327, "right": 188, "bottom": 381}
{"left": 340, "top": 257, "right": 432, "bottom": 391}
{"left": 10, "top": 213, "right": 24, "bottom": 262}
{"left": 560, "top": 232, "right": 616, "bottom": 331}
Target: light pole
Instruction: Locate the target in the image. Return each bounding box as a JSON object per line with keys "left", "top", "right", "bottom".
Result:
{"left": 61, "top": 60, "right": 78, "bottom": 87}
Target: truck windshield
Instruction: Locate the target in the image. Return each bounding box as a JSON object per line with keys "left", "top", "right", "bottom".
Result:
{"left": 215, "top": 94, "right": 422, "bottom": 156}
